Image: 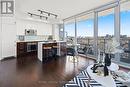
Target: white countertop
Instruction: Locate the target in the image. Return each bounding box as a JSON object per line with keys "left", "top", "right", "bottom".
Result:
{"left": 16, "top": 40, "right": 66, "bottom": 43}
{"left": 16, "top": 40, "right": 43, "bottom": 42}
{"left": 38, "top": 41, "right": 66, "bottom": 44}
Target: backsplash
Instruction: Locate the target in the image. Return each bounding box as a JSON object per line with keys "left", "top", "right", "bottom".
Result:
{"left": 17, "top": 35, "right": 52, "bottom": 41}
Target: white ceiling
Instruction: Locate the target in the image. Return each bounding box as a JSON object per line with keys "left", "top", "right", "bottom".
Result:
{"left": 16, "top": 0, "right": 115, "bottom": 20}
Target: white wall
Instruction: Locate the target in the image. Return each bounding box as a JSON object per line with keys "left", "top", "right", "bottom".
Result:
{"left": 0, "top": 17, "right": 2, "bottom": 60}
{"left": 1, "top": 17, "right": 16, "bottom": 59}
{"left": 52, "top": 24, "right": 59, "bottom": 40}
{"left": 16, "top": 19, "right": 52, "bottom": 35}
{"left": 0, "top": 10, "right": 53, "bottom": 59}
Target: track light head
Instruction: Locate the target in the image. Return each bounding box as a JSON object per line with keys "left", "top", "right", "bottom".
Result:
{"left": 28, "top": 12, "right": 33, "bottom": 17}
{"left": 40, "top": 16, "right": 42, "bottom": 19}
{"left": 55, "top": 15, "right": 58, "bottom": 19}
{"left": 46, "top": 17, "right": 48, "bottom": 20}
{"left": 48, "top": 13, "right": 50, "bottom": 16}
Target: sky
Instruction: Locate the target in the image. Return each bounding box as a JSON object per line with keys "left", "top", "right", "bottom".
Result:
{"left": 65, "top": 11, "right": 130, "bottom": 37}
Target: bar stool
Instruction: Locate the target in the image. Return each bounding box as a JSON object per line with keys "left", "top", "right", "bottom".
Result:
{"left": 43, "top": 46, "right": 52, "bottom": 63}
{"left": 52, "top": 45, "right": 58, "bottom": 60}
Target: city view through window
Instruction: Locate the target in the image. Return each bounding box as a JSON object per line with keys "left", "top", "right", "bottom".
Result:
{"left": 120, "top": 1, "right": 130, "bottom": 63}
{"left": 64, "top": 1, "right": 130, "bottom": 64}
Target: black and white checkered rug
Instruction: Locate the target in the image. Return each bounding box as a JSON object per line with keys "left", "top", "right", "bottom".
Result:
{"left": 63, "top": 68, "right": 127, "bottom": 87}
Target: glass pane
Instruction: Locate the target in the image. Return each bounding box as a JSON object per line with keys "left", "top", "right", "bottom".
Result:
{"left": 76, "top": 13, "right": 95, "bottom": 57}
{"left": 98, "top": 8, "right": 115, "bottom": 58}
{"left": 120, "top": 1, "right": 130, "bottom": 63}
{"left": 64, "top": 19, "right": 75, "bottom": 48}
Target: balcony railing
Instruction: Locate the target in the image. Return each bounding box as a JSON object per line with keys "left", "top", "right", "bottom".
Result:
{"left": 66, "top": 36, "right": 130, "bottom": 63}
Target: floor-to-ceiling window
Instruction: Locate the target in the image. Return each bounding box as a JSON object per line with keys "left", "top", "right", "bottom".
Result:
{"left": 98, "top": 8, "right": 115, "bottom": 58}
{"left": 120, "top": 1, "right": 130, "bottom": 63}
{"left": 64, "top": 19, "right": 75, "bottom": 48}
{"left": 63, "top": 0, "right": 129, "bottom": 67}
{"left": 76, "top": 13, "right": 94, "bottom": 57}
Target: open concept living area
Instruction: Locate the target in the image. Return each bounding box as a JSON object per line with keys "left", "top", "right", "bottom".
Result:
{"left": 0, "top": 0, "right": 130, "bottom": 87}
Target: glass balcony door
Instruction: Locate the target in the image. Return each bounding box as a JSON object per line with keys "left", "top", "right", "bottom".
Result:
{"left": 120, "top": 1, "right": 130, "bottom": 63}
{"left": 64, "top": 19, "right": 75, "bottom": 49}
{"left": 76, "top": 13, "right": 95, "bottom": 58}
{"left": 98, "top": 8, "right": 115, "bottom": 58}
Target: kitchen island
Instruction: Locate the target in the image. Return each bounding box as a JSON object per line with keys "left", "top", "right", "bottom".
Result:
{"left": 38, "top": 41, "right": 66, "bottom": 62}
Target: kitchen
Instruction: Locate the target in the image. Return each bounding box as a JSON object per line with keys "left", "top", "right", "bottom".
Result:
{"left": 17, "top": 28, "right": 66, "bottom": 62}
{"left": 16, "top": 19, "right": 66, "bottom": 62}
{"left": 0, "top": 6, "right": 66, "bottom": 61}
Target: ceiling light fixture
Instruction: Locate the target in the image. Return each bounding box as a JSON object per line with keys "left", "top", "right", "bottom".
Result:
{"left": 28, "top": 13, "right": 33, "bottom": 17}
{"left": 38, "top": 10, "right": 58, "bottom": 19}
{"left": 28, "top": 12, "right": 48, "bottom": 20}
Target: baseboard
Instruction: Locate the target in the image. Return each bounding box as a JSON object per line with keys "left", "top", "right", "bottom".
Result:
{"left": 1, "top": 56, "right": 16, "bottom": 62}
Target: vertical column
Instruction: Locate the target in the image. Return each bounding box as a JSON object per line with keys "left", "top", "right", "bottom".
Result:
{"left": 63, "top": 22, "right": 65, "bottom": 41}
{"left": 94, "top": 11, "right": 98, "bottom": 59}
{"left": 0, "top": 0, "right": 2, "bottom": 60}
{"left": 74, "top": 18, "right": 78, "bottom": 54}
{"left": 128, "top": 40, "right": 130, "bottom": 59}
{"left": 52, "top": 24, "right": 60, "bottom": 41}
{"left": 0, "top": 15, "right": 2, "bottom": 60}
{"left": 59, "top": 24, "right": 64, "bottom": 41}
{"left": 114, "top": 1, "right": 120, "bottom": 62}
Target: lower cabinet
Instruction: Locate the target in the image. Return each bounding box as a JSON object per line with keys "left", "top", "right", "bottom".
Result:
{"left": 17, "top": 42, "right": 37, "bottom": 57}
{"left": 17, "top": 42, "right": 27, "bottom": 57}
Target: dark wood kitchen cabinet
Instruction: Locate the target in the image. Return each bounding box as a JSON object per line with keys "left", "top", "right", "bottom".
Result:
{"left": 60, "top": 42, "right": 67, "bottom": 56}
{"left": 17, "top": 42, "right": 27, "bottom": 57}
{"left": 17, "top": 42, "right": 38, "bottom": 57}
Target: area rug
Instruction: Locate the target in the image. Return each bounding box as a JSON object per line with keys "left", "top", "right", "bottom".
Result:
{"left": 63, "top": 68, "right": 127, "bottom": 87}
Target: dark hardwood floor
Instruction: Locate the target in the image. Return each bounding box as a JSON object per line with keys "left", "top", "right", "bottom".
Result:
{"left": 0, "top": 55, "right": 130, "bottom": 87}
{"left": 0, "top": 55, "right": 95, "bottom": 87}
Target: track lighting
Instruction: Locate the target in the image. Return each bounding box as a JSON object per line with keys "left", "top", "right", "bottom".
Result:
{"left": 28, "top": 12, "right": 48, "bottom": 20}
{"left": 38, "top": 9, "right": 58, "bottom": 19}
{"left": 27, "top": 10, "right": 58, "bottom": 23}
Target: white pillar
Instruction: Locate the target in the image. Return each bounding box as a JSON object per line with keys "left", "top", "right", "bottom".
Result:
{"left": 0, "top": 16, "right": 2, "bottom": 60}
{"left": 94, "top": 12, "right": 98, "bottom": 59}
{"left": 52, "top": 24, "right": 60, "bottom": 41}
{"left": 114, "top": 1, "right": 120, "bottom": 62}
{"left": 74, "top": 18, "right": 78, "bottom": 54}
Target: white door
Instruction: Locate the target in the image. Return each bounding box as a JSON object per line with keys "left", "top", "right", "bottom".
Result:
{"left": 1, "top": 17, "right": 16, "bottom": 59}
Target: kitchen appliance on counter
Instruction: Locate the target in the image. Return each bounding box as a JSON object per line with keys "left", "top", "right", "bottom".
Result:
{"left": 25, "top": 29, "right": 37, "bottom": 36}
{"left": 17, "top": 35, "right": 25, "bottom": 41}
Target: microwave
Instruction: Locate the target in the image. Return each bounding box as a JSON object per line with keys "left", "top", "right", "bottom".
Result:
{"left": 25, "top": 29, "right": 37, "bottom": 36}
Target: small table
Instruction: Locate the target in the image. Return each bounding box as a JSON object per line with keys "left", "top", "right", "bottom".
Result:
{"left": 87, "top": 63, "right": 119, "bottom": 87}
